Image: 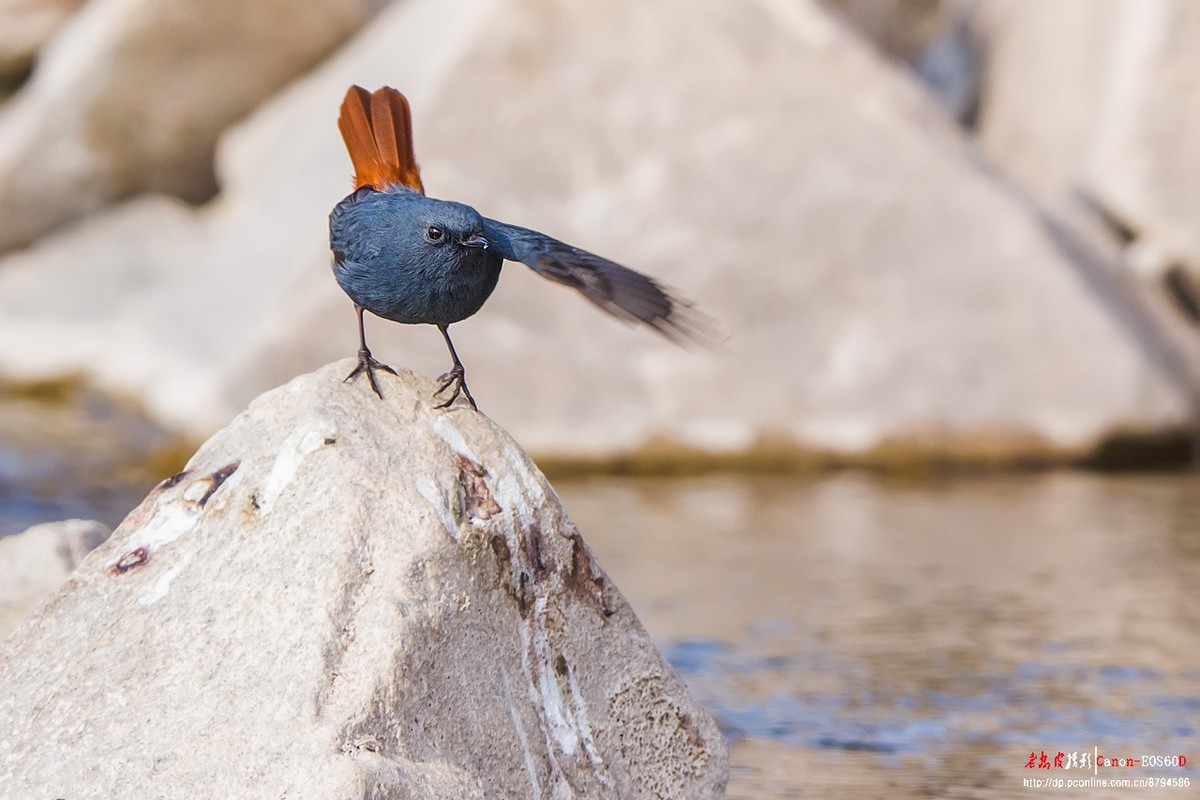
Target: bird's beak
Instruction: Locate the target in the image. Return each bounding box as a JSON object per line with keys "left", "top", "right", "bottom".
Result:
{"left": 461, "top": 233, "right": 489, "bottom": 250}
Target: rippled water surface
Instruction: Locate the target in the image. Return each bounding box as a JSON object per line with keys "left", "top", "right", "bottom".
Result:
{"left": 558, "top": 473, "right": 1200, "bottom": 798}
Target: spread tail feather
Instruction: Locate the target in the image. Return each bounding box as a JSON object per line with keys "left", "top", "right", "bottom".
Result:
{"left": 337, "top": 86, "right": 425, "bottom": 194}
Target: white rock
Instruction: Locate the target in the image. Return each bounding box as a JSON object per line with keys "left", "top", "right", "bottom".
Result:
{"left": 0, "top": 0, "right": 387, "bottom": 251}
{"left": 977, "top": 0, "right": 1200, "bottom": 271}
{"left": 0, "top": 0, "right": 1193, "bottom": 462}
{"left": 973, "top": 0, "right": 1200, "bottom": 397}
{"left": 0, "top": 518, "right": 109, "bottom": 639}
{"left": 0, "top": 362, "right": 728, "bottom": 799}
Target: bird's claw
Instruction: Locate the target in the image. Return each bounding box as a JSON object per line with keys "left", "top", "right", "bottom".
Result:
{"left": 344, "top": 349, "right": 396, "bottom": 399}
{"left": 435, "top": 365, "right": 478, "bottom": 411}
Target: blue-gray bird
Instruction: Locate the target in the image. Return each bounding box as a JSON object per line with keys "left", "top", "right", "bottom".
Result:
{"left": 329, "top": 86, "right": 708, "bottom": 410}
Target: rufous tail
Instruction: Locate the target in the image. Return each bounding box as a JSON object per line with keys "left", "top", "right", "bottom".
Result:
{"left": 337, "top": 86, "right": 425, "bottom": 194}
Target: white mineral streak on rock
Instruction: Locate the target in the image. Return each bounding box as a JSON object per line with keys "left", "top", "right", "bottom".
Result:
{"left": 501, "top": 664, "right": 544, "bottom": 799}
{"left": 432, "top": 414, "right": 480, "bottom": 464}
{"left": 257, "top": 421, "right": 335, "bottom": 514}
{"left": 138, "top": 552, "right": 192, "bottom": 606}
{"left": 126, "top": 487, "right": 200, "bottom": 552}
{"left": 415, "top": 476, "right": 458, "bottom": 540}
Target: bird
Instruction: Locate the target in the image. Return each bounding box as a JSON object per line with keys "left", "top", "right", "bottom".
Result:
{"left": 328, "top": 85, "right": 711, "bottom": 410}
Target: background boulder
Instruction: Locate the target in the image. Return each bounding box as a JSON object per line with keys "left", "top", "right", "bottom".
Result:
{"left": 351, "top": 0, "right": 1192, "bottom": 460}
{"left": 0, "top": 518, "right": 109, "bottom": 638}
{"left": 0, "top": 0, "right": 387, "bottom": 251}
{"left": 975, "top": 0, "right": 1200, "bottom": 299}
{"left": 0, "top": 0, "right": 1193, "bottom": 466}
{"left": 0, "top": 0, "right": 85, "bottom": 76}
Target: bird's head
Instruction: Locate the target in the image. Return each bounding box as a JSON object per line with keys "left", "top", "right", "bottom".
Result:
{"left": 416, "top": 200, "right": 489, "bottom": 252}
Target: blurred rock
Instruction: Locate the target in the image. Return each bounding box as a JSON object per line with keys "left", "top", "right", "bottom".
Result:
{"left": 823, "top": 0, "right": 981, "bottom": 123}
{"left": 0, "top": 518, "right": 109, "bottom": 639}
{"left": 0, "top": 0, "right": 387, "bottom": 252}
{"left": 821, "top": 0, "right": 947, "bottom": 61}
{"left": 976, "top": 0, "right": 1200, "bottom": 278}
{"left": 974, "top": 0, "right": 1200, "bottom": 402}
{"left": 914, "top": 12, "right": 981, "bottom": 124}
{"left": 0, "top": 0, "right": 85, "bottom": 75}
{"left": 0, "top": 0, "right": 1195, "bottom": 464}
{"left": 0, "top": 362, "right": 728, "bottom": 798}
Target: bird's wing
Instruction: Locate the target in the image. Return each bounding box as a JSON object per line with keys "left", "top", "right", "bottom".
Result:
{"left": 337, "top": 86, "right": 425, "bottom": 194}
{"left": 482, "top": 218, "right": 718, "bottom": 346}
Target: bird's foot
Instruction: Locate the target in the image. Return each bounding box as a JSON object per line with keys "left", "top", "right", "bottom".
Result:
{"left": 344, "top": 349, "right": 396, "bottom": 399}
{"left": 435, "top": 364, "right": 478, "bottom": 411}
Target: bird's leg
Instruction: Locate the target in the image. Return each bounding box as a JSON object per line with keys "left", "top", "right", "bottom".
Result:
{"left": 343, "top": 304, "right": 396, "bottom": 399}
{"left": 434, "top": 324, "right": 478, "bottom": 411}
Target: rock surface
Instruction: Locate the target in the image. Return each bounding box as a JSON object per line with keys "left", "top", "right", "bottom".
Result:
{"left": 0, "top": 362, "right": 728, "bottom": 799}
{"left": 0, "top": 0, "right": 386, "bottom": 251}
{"left": 0, "top": 518, "right": 109, "bottom": 639}
{"left": 0, "top": 0, "right": 85, "bottom": 74}
{"left": 821, "top": 0, "right": 948, "bottom": 61}
{"left": 976, "top": 0, "right": 1200, "bottom": 278}
{"left": 0, "top": 0, "right": 1195, "bottom": 464}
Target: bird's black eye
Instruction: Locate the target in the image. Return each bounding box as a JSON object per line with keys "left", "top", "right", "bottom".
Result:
{"left": 425, "top": 225, "right": 444, "bottom": 243}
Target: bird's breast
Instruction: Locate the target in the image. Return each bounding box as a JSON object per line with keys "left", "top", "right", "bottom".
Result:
{"left": 331, "top": 248, "right": 501, "bottom": 327}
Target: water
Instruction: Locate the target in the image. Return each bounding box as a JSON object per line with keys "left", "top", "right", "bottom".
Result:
{"left": 3, "top": 398, "right": 1198, "bottom": 796}
{"left": 557, "top": 473, "right": 1200, "bottom": 798}
{"left": 0, "top": 389, "right": 186, "bottom": 536}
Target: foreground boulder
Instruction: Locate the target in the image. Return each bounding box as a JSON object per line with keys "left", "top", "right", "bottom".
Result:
{"left": 0, "top": 518, "right": 109, "bottom": 639}
{"left": 0, "top": 362, "right": 727, "bottom": 799}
